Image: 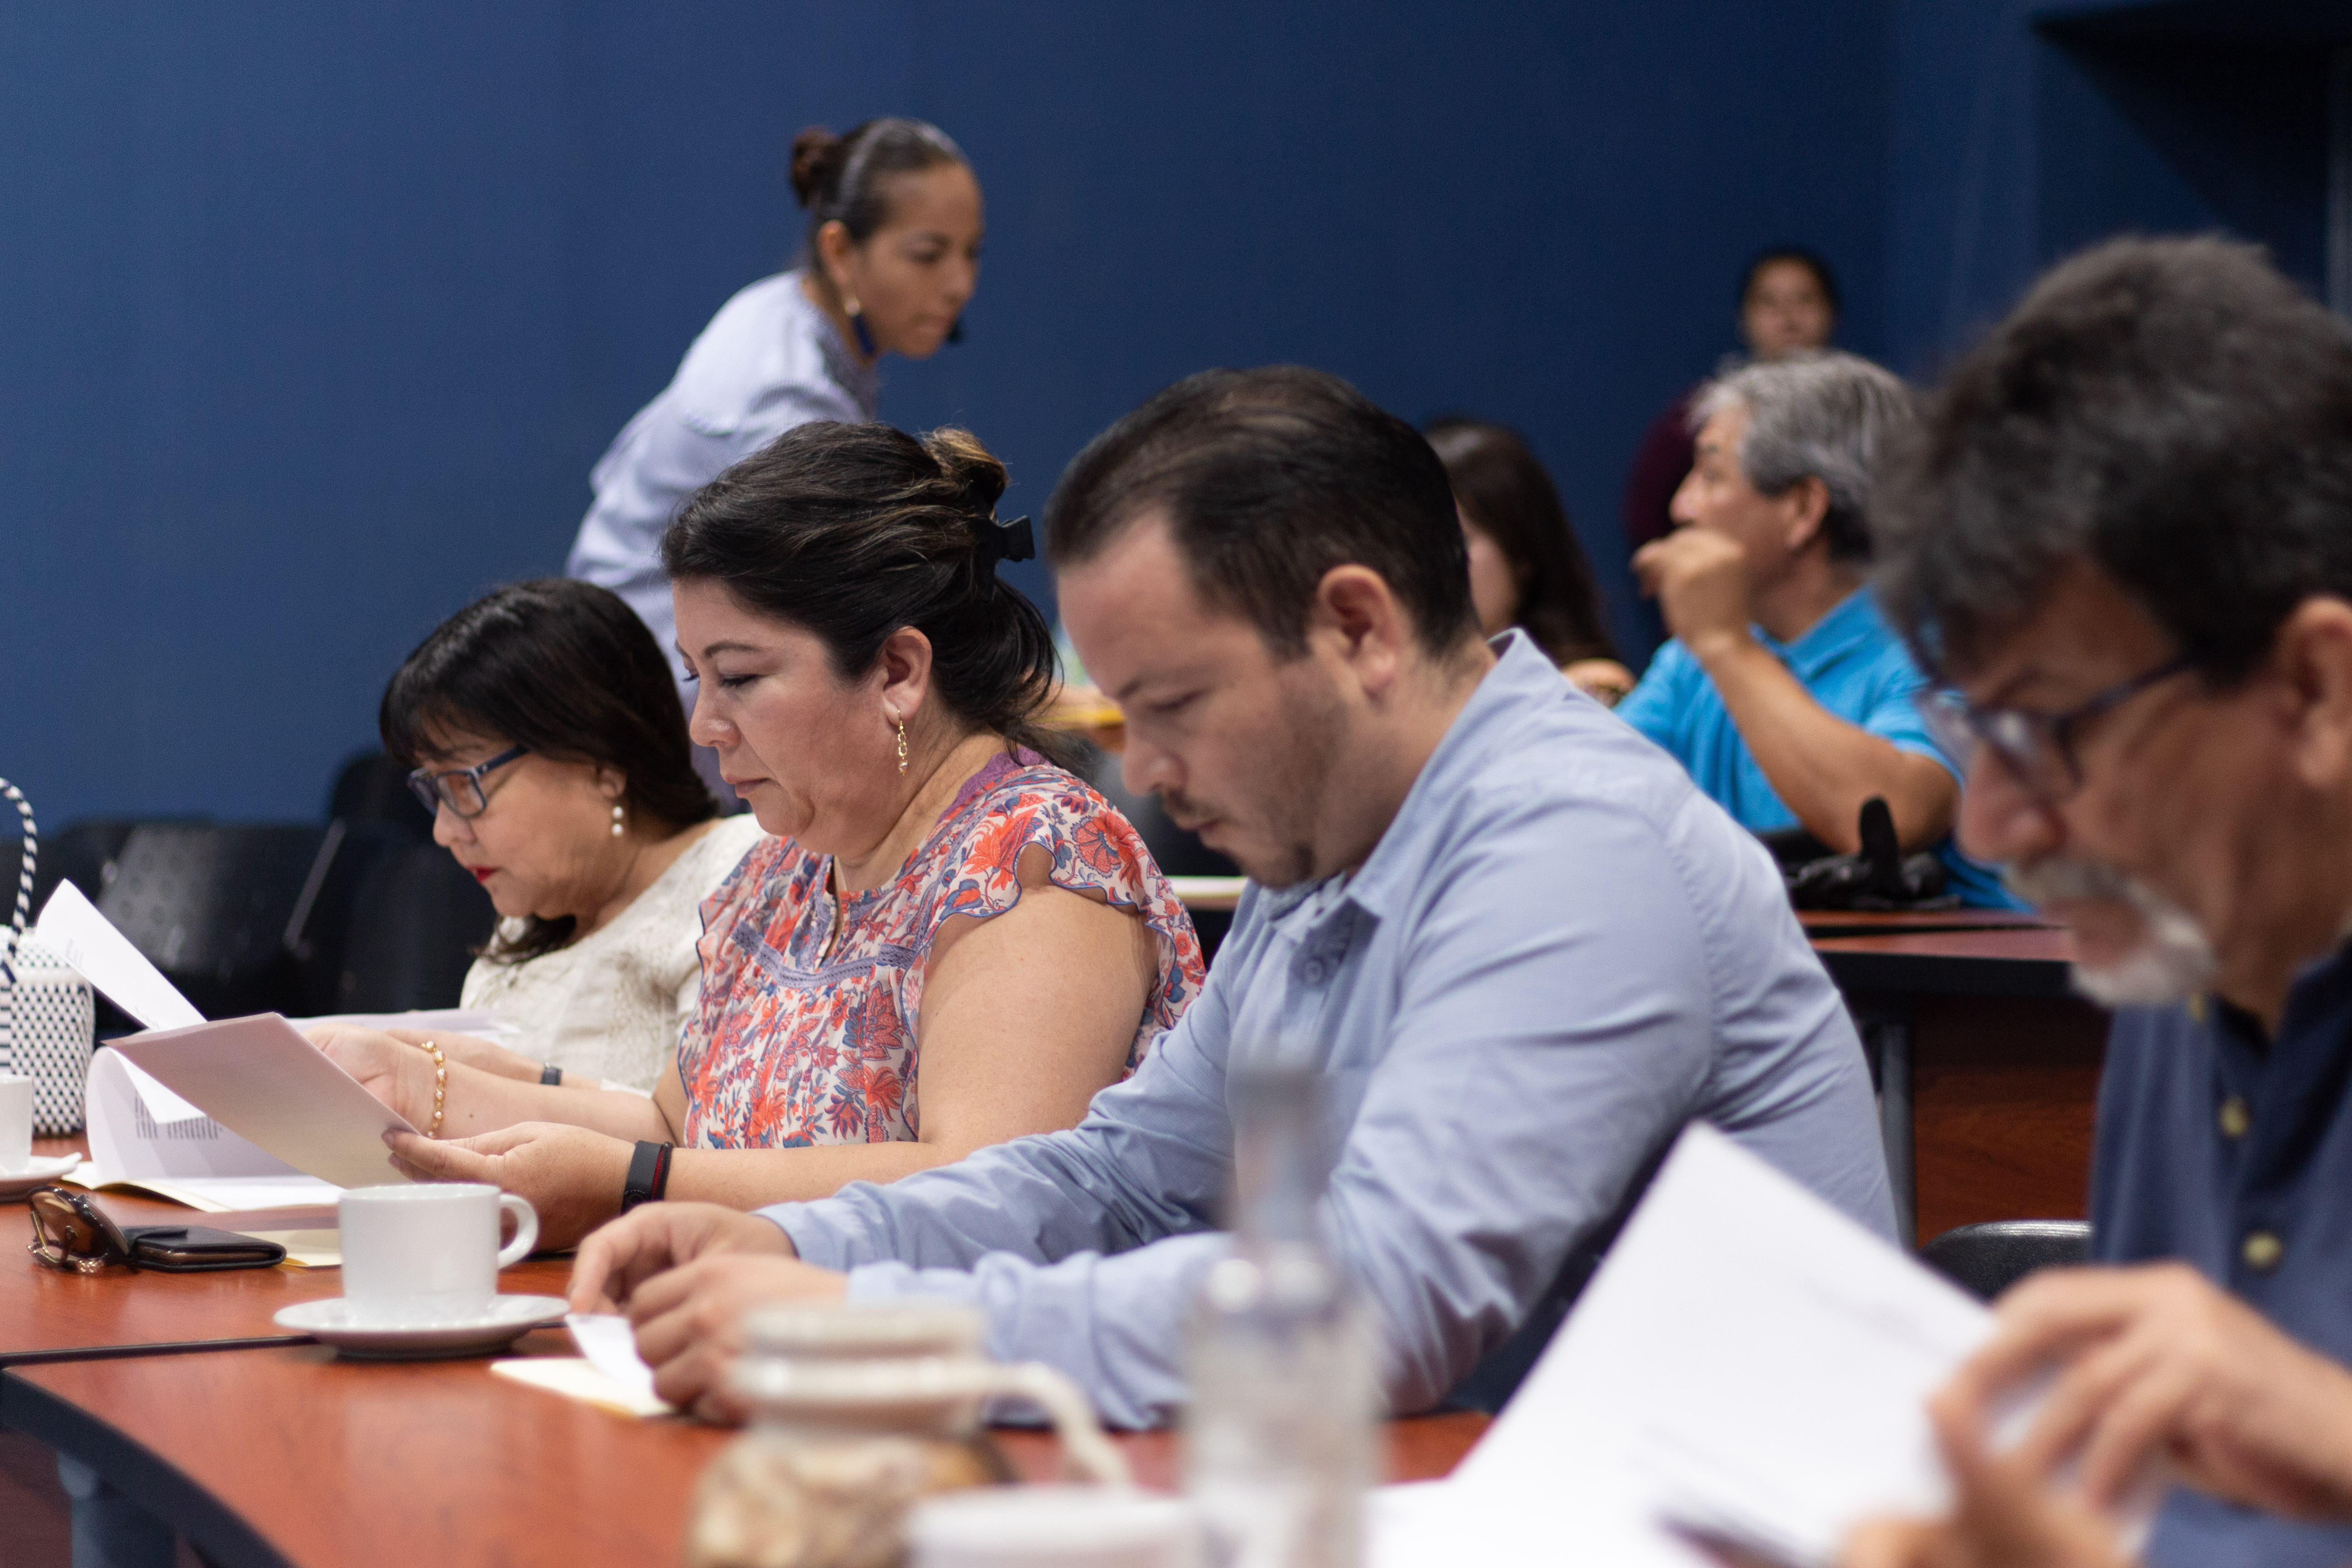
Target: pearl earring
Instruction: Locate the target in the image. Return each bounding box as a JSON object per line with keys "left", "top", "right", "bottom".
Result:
{"left": 610, "top": 802, "right": 625, "bottom": 838}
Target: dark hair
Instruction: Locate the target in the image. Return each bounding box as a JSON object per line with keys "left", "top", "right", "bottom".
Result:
{"left": 790, "top": 118, "right": 966, "bottom": 260}
{"left": 1740, "top": 246, "right": 1841, "bottom": 315}
{"left": 1875, "top": 235, "right": 2352, "bottom": 682}
{"left": 661, "top": 421, "right": 1064, "bottom": 761}
{"left": 380, "top": 578, "right": 719, "bottom": 962}
{"left": 1423, "top": 418, "right": 1618, "bottom": 665}
{"left": 1044, "top": 367, "right": 1478, "bottom": 657}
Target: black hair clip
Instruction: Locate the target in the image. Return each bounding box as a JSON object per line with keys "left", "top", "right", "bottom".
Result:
{"left": 974, "top": 514, "right": 1035, "bottom": 569}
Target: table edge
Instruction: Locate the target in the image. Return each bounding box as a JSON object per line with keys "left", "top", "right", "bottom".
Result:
{"left": 2, "top": 1366, "right": 293, "bottom": 1568}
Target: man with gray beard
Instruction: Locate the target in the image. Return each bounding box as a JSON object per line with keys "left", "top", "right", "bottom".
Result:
{"left": 1852, "top": 236, "right": 2352, "bottom": 1568}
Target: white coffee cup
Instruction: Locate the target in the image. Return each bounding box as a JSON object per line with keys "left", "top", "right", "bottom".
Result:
{"left": 906, "top": 1486, "right": 1198, "bottom": 1568}
{"left": 0, "top": 1073, "right": 33, "bottom": 1175}
{"left": 338, "top": 1183, "right": 537, "bottom": 1327}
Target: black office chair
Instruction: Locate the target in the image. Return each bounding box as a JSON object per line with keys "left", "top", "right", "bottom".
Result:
{"left": 1077, "top": 744, "right": 1240, "bottom": 960}
{"left": 1919, "top": 1220, "right": 2091, "bottom": 1302}
{"left": 95, "top": 823, "right": 327, "bottom": 1019}
{"left": 26, "top": 818, "right": 147, "bottom": 914}
{"left": 285, "top": 821, "right": 419, "bottom": 1016}
{"left": 331, "top": 842, "right": 497, "bottom": 1012}
{"left": 326, "top": 751, "right": 436, "bottom": 840}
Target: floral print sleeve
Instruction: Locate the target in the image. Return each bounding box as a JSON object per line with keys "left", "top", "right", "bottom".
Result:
{"left": 675, "top": 751, "right": 1206, "bottom": 1151}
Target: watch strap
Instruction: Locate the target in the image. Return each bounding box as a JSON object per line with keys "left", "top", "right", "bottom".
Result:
{"left": 621, "top": 1140, "right": 669, "bottom": 1212}
{"left": 539, "top": 1062, "right": 564, "bottom": 1087}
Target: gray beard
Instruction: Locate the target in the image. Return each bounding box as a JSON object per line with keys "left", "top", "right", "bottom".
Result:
{"left": 2005, "top": 858, "right": 2218, "bottom": 1008}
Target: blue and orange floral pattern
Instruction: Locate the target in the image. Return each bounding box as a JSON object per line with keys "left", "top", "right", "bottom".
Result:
{"left": 677, "top": 750, "right": 1206, "bottom": 1149}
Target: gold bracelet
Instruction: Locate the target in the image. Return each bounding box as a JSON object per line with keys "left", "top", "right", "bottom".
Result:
{"left": 413, "top": 1038, "right": 448, "bottom": 1139}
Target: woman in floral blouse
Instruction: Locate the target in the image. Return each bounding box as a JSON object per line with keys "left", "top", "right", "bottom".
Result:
{"left": 316, "top": 421, "right": 1205, "bottom": 1245}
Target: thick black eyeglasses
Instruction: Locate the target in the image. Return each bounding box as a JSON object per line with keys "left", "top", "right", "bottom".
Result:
{"left": 1914, "top": 654, "right": 2196, "bottom": 801}
{"left": 406, "top": 745, "right": 528, "bottom": 819}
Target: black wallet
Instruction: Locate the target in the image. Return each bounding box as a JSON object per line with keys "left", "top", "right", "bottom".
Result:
{"left": 121, "top": 1224, "right": 288, "bottom": 1273}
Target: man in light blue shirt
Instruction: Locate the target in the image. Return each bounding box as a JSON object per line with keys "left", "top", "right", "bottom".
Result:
{"left": 572, "top": 366, "right": 1895, "bottom": 1427}
{"left": 1623, "top": 352, "right": 2012, "bottom": 906}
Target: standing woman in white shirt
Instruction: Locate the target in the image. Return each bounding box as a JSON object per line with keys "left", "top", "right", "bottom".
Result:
{"left": 568, "top": 117, "right": 985, "bottom": 720}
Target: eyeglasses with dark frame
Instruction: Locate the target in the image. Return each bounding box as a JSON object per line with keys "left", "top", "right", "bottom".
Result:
{"left": 406, "top": 745, "right": 528, "bottom": 820}
{"left": 27, "top": 1186, "right": 137, "bottom": 1274}
{"left": 1914, "top": 654, "right": 2197, "bottom": 801}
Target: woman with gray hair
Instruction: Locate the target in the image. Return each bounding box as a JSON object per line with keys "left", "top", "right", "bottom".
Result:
{"left": 1617, "top": 349, "right": 2015, "bottom": 906}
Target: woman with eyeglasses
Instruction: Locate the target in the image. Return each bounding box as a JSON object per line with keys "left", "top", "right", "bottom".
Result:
{"left": 312, "top": 421, "right": 1205, "bottom": 1249}
{"left": 384, "top": 578, "right": 769, "bottom": 1092}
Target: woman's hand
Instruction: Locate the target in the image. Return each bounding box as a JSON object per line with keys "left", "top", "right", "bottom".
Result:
{"left": 382, "top": 1028, "right": 542, "bottom": 1083}
{"left": 308, "top": 1024, "right": 440, "bottom": 1127}
{"left": 384, "top": 1123, "right": 635, "bottom": 1250}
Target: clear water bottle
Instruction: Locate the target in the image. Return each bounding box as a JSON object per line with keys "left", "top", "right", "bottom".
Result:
{"left": 1183, "top": 1064, "right": 1377, "bottom": 1568}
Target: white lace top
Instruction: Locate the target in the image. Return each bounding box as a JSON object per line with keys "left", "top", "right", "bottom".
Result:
{"left": 458, "top": 815, "right": 769, "bottom": 1091}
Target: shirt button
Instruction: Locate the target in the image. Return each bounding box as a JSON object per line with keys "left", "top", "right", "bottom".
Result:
{"left": 1301, "top": 960, "right": 1330, "bottom": 985}
{"left": 2242, "top": 1230, "right": 2284, "bottom": 1271}
{"left": 2218, "top": 1096, "right": 2251, "bottom": 1139}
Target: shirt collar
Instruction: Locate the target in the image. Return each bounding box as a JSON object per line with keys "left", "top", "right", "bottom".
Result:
{"left": 1341, "top": 629, "right": 1556, "bottom": 923}
{"left": 788, "top": 268, "right": 882, "bottom": 419}
{"left": 1757, "top": 586, "right": 1883, "bottom": 677}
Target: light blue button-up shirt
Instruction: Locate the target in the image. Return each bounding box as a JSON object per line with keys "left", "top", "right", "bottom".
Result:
{"left": 567, "top": 270, "right": 877, "bottom": 692}
{"left": 761, "top": 632, "right": 1894, "bottom": 1428}
{"left": 1618, "top": 588, "right": 2018, "bottom": 907}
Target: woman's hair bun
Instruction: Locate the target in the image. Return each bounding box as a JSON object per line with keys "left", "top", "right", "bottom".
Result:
{"left": 923, "top": 427, "right": 1009, "bottom": 521}
{"left": 790, "top": 125, "right": 847, "bottom": 207}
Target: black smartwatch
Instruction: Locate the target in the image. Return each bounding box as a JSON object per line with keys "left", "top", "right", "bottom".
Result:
{"left": 621, "top": 1141, "right": 673, "bottom": 1212}
{"left": 539, "top": 1063, "right": 564, "bottom": 1087}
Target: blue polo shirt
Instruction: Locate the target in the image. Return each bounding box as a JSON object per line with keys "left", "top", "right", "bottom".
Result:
{"left": 2092, "top": 960, "right": 2352, "bottom": 1568}
{"left": 1616, "top": 588, "right": 2015, "bottom": 908}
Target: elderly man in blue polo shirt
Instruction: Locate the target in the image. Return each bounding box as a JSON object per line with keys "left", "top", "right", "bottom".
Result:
{"left": 1838, "top": 237, "right": 2352, "bottom": 1568}
{"left": 1620, "top": 351, "right": 2012, "bottom": 906}
{"left": 568, "top": 365, "right": 1894, "bottom": 1429}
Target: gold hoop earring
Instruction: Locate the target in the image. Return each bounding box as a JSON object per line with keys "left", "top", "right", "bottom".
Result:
{"left": 896, "top": 719, "right": 910, "bottom": 774}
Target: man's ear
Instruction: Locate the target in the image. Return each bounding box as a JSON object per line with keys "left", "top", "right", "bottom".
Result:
{"left": 1780, "top": 476, "right": 1832, "bottom": 555}
{"left": 1308, "top": 565, "right": 1409, "bottom": 696}
{"left": 2277, "top": 598, "right": 2352, "bottom": 790}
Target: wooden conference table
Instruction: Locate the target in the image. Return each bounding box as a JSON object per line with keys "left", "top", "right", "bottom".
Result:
{"left": 0, "top": 1148, "right": 1485, "bottom": 1568}
{"left": 1799, "top": 911, "right": 2107, "bottom": 1246}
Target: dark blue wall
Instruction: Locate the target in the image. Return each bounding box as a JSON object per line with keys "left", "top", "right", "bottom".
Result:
{"left": 1886, "top": 0, "right": 2339, "bottom": 378}
{"left": 4, "top": 1, "right": 1895, "bottom": 827}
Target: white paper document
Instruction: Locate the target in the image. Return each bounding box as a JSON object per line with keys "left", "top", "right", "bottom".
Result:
{"left": 566, "top": 1313, "right": 667, "bottom": 1406}
{"left": 1373, "top": 1124, "right": 2157, "bottom": 1568}
{"left": 37, "top": 882, "right": 211, "bottom": 1123}
{"left": 105, "top": 1014, "right": 418, "bottom": 1192}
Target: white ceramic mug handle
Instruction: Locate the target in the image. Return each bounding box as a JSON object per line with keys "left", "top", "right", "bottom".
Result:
{"left": 987, "top": 1362, "right": 1132, "bottom": 1487}
{"left": 494, "top": 1192, "right": 539, "bottom": 1268}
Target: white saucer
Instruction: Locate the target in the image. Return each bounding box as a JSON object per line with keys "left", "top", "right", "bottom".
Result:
{"left": 274, "top": 1294, "right": 569, "bottom": 1359}
{"left": 0, "top": 1153, "right": 82, "bottom": 1201}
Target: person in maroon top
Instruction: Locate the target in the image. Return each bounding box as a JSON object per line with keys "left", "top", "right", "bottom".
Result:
{"left": 1622, "top": 247, "right": 1841, "bottom": 556}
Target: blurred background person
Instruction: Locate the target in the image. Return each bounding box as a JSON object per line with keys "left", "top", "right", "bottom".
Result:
{"left": 567, "top": 117, "right": 983, "bottom": 790}
{"left": 1618, "top": 350, "right": 2013, "bottom": 907}
{"left": 1426, "top": 417, "right": 1633, "bottom": 705}
{"left": 383, "top": 579, "right": 768, "bottom": 1092}
{"left": 1622, "top": 246, "right": 1840, "bottom": 557}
